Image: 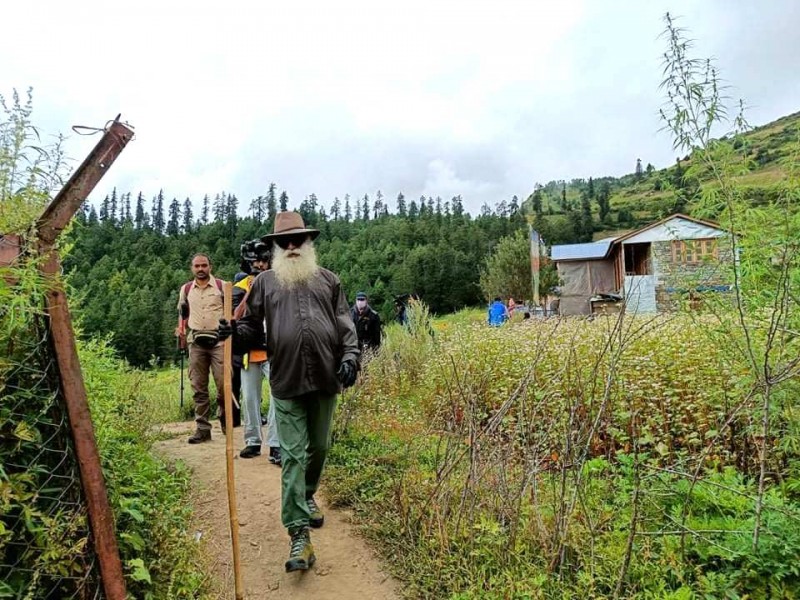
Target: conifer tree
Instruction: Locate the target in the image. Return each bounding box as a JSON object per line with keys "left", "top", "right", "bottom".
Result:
{"left": 279, "top": 191, "right": 289, "bottom": 211}
{"left": 331, "top": 196, "right": 341, "bottom": 221}
{"left": 579, "top": 192, "right": 593, "bottom": 241}
{"left": 226, "top": 194, "right": 238, "bottom": 234}
{"left": 598, "top": 181, "right": 611, "bottom": 223}
{"left": 167, "top": 197, "right": 181, "bottom": 236}
{"left": 409, "top": 199, "right": 419, "bottom": 219}
{"left": 532, "top": 188, "right": 543, "bottom": 216}
{"left": 496, "top": 200, "right": 508, "bottom": 218}
{"left": 635, "top": 158, "right": 643, "bottom": 180}
{"left": 250, "top": 194, "right": 266, "bottom": 222}
{"left": 396, "top": 192, "right": 407, "bottom": 217}
{"left": 298, "top": 194, "right": 317, "bottom": 225}
{"left": 182, "top": 197, "right": 193, "bottom": 233}
{"left": 588, "top": 177, "right": 595, "bottom": 199}
{"left": 373, "top": 190, "right": 383, "bottom": 219}
{"left": 76, "top": 201, "right": 88, "bottom": 224}
{"left": 362, "top": 194, "right": 370, "bottom": 221}
{"left": 213, "top": 193, "right": 226, "bottom": 222}
{"left": 266, "top": 183, "right": 278, "bottom": 222}
{"left": 122, "top": 192, "right": 132, "bottom": 225}
{"left": 88, "top": 205, "right": 98, "bottom": 225}
{"left": 344, "top": 194, "right": 352, "bottom": 222}
{"left": 201, "top": 194, "right": 210, "bottom": 224}
{"left": 99, "top": 194, "right": 110, "bottom": 222}
{"left": 451, "top": 195, "right": 464, "bottom": 217}
{"left": 673, "top": 158, "right": 685, "bottom": 189}
{"left": 109, "top": 187, "right": 118, "bottom": 224}
{"left": 310, "top": 193, "right": 319, "bottom": 211}
{"left": 135, "top": 192, "right": 146, "bottom": 229}
{"left": 152, "top": 190, "right": 165, "bottom": 233}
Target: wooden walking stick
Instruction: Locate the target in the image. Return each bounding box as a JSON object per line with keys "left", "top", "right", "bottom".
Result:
{"left": 223, "top": 282, "right": 244, "bottom": 600}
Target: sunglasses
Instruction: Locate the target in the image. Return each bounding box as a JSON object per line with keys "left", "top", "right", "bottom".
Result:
{"left": 275, "top": 234, "right": 309, "bottom": 250}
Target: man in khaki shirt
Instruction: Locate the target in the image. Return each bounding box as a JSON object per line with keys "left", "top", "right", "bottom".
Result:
{"left": 176, "top": 253, "right": 226, "bottom": 444}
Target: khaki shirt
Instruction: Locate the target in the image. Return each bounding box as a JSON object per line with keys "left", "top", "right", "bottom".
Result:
{"left": 177, "top": 276, "right": 225, "bottom": 343}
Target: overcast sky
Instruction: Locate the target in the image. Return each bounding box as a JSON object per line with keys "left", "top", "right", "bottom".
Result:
{"left": 2, "top": 1, "right": 798, "bottom": 215}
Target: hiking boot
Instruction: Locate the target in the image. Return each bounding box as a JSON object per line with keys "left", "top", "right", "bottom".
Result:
{"left": 268, "top": 446, "right": 282, "bottom": 466}
{"left": 285, "top": 527, "right": 315, "bottom": 572}
{"left": 187, "top": 430, "right": 211, "bottom": 444}
{"left": 239, "top": 445, "right": 261, "bottom": 458}
{"left": 307, "top": 496, "right": 324, "bottom": 528}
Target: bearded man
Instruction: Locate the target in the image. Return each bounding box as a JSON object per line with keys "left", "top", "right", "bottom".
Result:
{"left": 219, "top": 211, "right": 359, "bottom": 573}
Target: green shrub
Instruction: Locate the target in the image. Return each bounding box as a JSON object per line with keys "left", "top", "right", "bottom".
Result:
{"left": 80, "top": 339, "right": 209, "bottom": 598}
{"left": 0, "top": 89, "right": 207, "bottom": 599}
{"left": 326, "top": 308, "right": 800, "bottom": 599}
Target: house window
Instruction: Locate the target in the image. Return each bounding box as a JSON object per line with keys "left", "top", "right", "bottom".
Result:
{"left": 671, "top": 238, "right": 719, "bottom": 264}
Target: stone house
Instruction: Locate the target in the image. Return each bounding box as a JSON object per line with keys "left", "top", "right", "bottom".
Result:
{"left": 550, "top": 214, "right": 733, "bottom": 315}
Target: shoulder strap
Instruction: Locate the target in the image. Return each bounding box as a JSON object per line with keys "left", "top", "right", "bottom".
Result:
{"left": 186, "top": 279, "right": 223, "bottom": 294}
{"left": 233, "top": 290, "right": 250, "bottom": 320}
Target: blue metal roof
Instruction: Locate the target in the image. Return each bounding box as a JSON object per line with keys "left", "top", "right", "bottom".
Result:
{"left": 551, "top": 239, "right": 615, "bottom": 261}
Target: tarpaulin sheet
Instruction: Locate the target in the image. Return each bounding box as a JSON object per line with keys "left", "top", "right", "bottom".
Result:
{"left": 557, "top": 259, "right": 617, "bottom": 315}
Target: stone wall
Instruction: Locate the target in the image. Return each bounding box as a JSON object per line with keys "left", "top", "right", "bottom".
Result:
{"left": 651, "top": 236, "right": 734, "bottom": 311}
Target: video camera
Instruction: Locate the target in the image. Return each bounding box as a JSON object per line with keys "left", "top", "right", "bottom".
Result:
{"left": 240, "top": 239, "right": 271, "bottom": 264}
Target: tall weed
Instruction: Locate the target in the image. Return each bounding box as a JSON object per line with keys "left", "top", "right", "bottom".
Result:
{"left": 0, "top": 90, "right": 208, "bottom": 599}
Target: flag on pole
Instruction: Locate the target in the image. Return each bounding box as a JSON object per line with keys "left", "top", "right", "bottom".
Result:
{"left": 530, "top": 226, "right": 541, "bottom": 307}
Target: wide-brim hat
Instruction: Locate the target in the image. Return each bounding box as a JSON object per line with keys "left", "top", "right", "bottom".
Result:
{"left": 261, "top": 211, "right": 320, "bottom": 242}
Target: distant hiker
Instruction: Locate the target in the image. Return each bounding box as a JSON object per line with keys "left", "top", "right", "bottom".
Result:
{"left": 394, "top": 295, "right": 409, "bottom": 326}
{"left": 175, "top": 253, "right": 228, "bottom": 444}
{"left": 219, "top": 211, "right": 359, "bottom": 573}
{"left": 233, "top": 240, "right": 281, "bottom": 465}
{"left": 487, "top": 297, "right": 509, "bottom": 327}
{"left": 508, "top": 297, "right": 517, "bottom": 315}
{"left": 350, "top": 291, "right": 382, "bottom": 352}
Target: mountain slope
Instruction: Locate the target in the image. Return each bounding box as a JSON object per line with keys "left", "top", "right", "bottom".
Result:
{"left": 524, "top": 110, "right": 800, "bottom": 237}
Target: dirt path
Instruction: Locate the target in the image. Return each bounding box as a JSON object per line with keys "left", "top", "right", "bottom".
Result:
{"left": 154, "top": 421, "right": 399, "bottom": 600}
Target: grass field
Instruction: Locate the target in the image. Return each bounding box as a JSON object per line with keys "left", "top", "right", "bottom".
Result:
{"left": 323, "top": 307, "right": 800, "bottom": 598}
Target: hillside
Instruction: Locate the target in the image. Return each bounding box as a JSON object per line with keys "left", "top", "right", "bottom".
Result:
{"left": 524, "top": 110, "right": 800, "bottom": 239}
{"left": 60, "top": 109, "right": 798, "bottom": 368}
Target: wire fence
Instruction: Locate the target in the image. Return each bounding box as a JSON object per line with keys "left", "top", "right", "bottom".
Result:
{"left": 0, "top": 305, "right": 101, "bottom": 599}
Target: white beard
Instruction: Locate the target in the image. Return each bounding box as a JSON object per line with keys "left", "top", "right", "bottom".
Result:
{"left": 272, "top": 241, "right": 319, "bottom": 288}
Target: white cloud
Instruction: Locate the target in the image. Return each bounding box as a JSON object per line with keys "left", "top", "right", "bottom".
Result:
{"left": 1, "top": 0, "right": 797, "bottom": 215}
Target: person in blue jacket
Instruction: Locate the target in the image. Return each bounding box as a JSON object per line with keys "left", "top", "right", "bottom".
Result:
{"left": 487, "top": 297, "right": 510, "bottom": 326}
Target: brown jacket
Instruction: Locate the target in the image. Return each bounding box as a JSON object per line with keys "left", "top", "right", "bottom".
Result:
{"left": 235, "top": 268, "right": 359, "bottom": 398}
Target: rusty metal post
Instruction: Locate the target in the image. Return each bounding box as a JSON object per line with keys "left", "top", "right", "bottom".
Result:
{"left": 38, "top": 120, "right": 133, "bottom": 246}
{"left": 36, "top": 118, "right": 134, "bottom": 600}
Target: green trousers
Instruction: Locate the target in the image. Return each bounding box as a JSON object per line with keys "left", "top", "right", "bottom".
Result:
{"left": 272, "top": 390, "right": 337, "bottom": 530}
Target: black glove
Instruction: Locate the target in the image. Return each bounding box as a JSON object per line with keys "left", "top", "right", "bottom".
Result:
{"left": 217, "top": 318, "right": 236, "bottom": 341}
{"left": 337, "top": 359, "right": 358, "bottom": 388}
